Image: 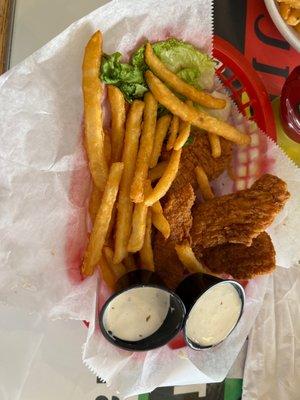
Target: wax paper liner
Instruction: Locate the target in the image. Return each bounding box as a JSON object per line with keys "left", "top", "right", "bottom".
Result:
{"left": 0, "top": 0, "right": 299, "bottom": 397}
{"left": 81, "top": 94, "right": 300, "bottom": 398}
{"left": 0, "top": 0, "right": 213, "bottom": 316}
{"left": 243, "top": 265, "right": 300, "bottom": 400}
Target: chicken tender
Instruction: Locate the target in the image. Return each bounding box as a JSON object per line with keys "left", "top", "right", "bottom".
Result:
{"left": 154, "top": 184, "right": 195, "bottom": 289}
{"left": 194, "top": 232, "right": 276, "bottom": 279}
{"left": 163, "top": 129, "right": 232, "bottom": 193}
{"left": 191, "top": 174, "right": 290, "bottom": 249}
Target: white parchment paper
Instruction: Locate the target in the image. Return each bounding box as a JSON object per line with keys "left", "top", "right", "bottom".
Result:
{"left": 243, "top": 266, "right": 300, "bottom": 400}
{"left": 0, "top": 0, "right": 299, "bottom": 397}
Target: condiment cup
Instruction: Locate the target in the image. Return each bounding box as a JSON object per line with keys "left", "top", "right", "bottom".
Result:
{"left": 176, "top": 273, "right": 245, "bottom": 350}
{"left": 99, "top": 269, "right": 186, "bottom": 351}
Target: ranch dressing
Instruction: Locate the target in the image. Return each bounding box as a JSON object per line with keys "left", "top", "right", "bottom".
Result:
{"left": 104, "top": 287, "right": 170, "bottom": 341}
{"left": 185, "top": 283, "right": 242, "bottom": 347}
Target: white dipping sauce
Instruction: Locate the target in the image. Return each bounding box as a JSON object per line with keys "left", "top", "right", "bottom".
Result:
{"left": 104, "top": 287, "right": 170, "bottom": 342}
{"left": 185, "top": 283, "right": 242, "bottom": 347}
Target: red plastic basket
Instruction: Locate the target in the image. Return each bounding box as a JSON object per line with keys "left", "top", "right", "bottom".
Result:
{"left": 169, "top": 37, "right": 276, "bottom": 350}
{"left": 84, "top": 38, "right": 276, "bottom": 338}
{"left": 213, "top": 36, "right": 276, "bottom": 141}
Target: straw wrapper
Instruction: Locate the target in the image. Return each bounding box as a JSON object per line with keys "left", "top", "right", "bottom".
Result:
{"left": 0, "top": 0, "right": 299, "bottom": 397}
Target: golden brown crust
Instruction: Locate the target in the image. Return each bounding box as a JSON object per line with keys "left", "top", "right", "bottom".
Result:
{"left": 163, "top": 129, "right": 232, "bottom": 193}
{"left": 194, "top": 232, "right": 276, "bottom": 279}
{"left": 191, "top": 174, "right": 290, "bottom": 249}
{"left": 154, "top": 184, "right": 195, "bottom": 289}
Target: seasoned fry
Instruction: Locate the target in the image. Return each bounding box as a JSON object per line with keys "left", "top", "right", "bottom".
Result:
{"left": 82, "top": 162, "right": 124, "bottom": 276}
{"left": 105, "top": 205, "right": 116, "bottom": 245}
{"left": 82, "top": 31, "right": 108, "bottom": 190}
{"left": 145, "top": 43, "right": 226, "bottom": 109}
{"left": 114, "top": 100, "right": 145, "bottom": 264}
{"left": 151, "top": 200, "right": 171, "bottom": 239}
{"left": 167, "top": 115, "right": 179, "bottom": 150}
{"left": 127, "top": 202, "right": 148, "bottom": 252}
{"left": 174, "top": 100, "right": 193, "bottom": 150}
{"left": 279, "top": 2, "right": 291, "bottom": 20}
{"left": 145, "top": 149, "right": 182, "bottom": 206}
{"left": 195, "top": 166, "right": 214, "bottom": 200}
{"left": 286, "top": 8, "right": 300, "bottom": 25}
{"left": 98, "top": 255, "right": 116, "bottom": 290}
{"left": 89, "top": 185, "right": 102, "bottom": 224}
{"left": 140, "top": 210, "right": 155, "bottom": 271}
{"left": 150, "top": 114, "right": 172, "bottom": 168}
{"left": 149, "top": 161, "right": 168, "bottom": 181}
{"left": 128, "top": 180, "right": 152, "bottom": 252}
{"left": 103, "top": 246, "right": 126, "bottom": 280}
{"left": 130, "top": 92, "right": 158, "bottom": 203}
{"left": 175, "top": 242, "right": 207, "bottom": 274}
{"left": 108, "top": 85, "right": 126, "bottom": 162}
{"left": 145, "top": 71, "right": 250, "bottom": 146}
{"left": 104, "top": 130, "right": 112, "bottom": 166}
{"left": 277, "top": 0, "right": 300, "bottom": 9}
{"left": 208, "top": 132, "right": 221, "bottom": 158}
{"left": 123, "top": 254, "right": 136, "bottom": 271}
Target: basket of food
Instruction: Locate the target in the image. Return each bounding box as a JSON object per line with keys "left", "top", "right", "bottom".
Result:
{"left": 0, "top": 0, "right": 299, "bottom": 397}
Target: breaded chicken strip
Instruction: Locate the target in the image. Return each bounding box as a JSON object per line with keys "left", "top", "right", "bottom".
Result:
{"left": 191, "top": 174, "right": 290, "bottom": 249}
{"left": 193, "top": 232, "right": 275, "bottom": 279}
{"left": 163, "top": 129, "right": 232, "bottom": 193}
{"left": 154, "top": 184, "right": 195, "bottom": 289}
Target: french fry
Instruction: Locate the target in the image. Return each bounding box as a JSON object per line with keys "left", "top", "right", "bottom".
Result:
{"left": 103, "top": 246, "right": 126, "bottom": 280}
{"left": 295, "top": 22, "right": 300, "bottom": 31}
{"left": 82, "top": 162, "right": 124, "bottom": 276}
{"left": 279, "top": 2, "right": 291, "bottom": 19}
{"left": 127, "top": 201, "right": 148, "bottom": 253}
{"left": 89, "top": 185, "right": 102, "bottom": 224}
{"left": 195, "top": 166, "right": 214, "bottom": 200}
{"left": 208, "top": 132, "right": 221, "bottom": 158}
{"left": 104, "top": 130, "right": 112, "bottom": 165}
{"left": 128, "top": 180, "right": 152, "bottom": 252}
{"left": 130, "top": 92, "right": 158, "bottom": 203}
{"left": 145, "top": 149, "right": 182, "bottom": 206}
{"left": 114, "top": 100, "right": 145, "bottom": 264}
{"left": 150, "top": 114, "right": 172, "bottom": 168}
{"left": 175, "top": 242, "right": 208, "bottom": 274}
{"left": 145, "top": 71, "right": 251, "bottom": 146}
{"left": 140, "top": 210, "right": 155, "bottom": 271}
{"left": 286, "top": 8, "right": 300, "bottom": 25}
{"left": 108, "top": 85, "right": 126, "bottom": 162}
{"left": 98, "top": 255, "right": 116, "bottom": 290}
{"left": 149, "top": 161, "right": 168, "bottom": 181}
{"left": 167, "top": 115, "right": 179, "bottom": 150}
{"left": 277, "top": 0, "right": 300, "bottom": 10}
{"left": 145, "top": 43, "right": 226, "bottom": 109}
{"left": 173, "top": 100, "right": 193, "bottom": 150}
{"left": 82, "top": 31, "right": 108, "bottom": 190}
{"left": 151, "top": 200, "right": 170, "bottom": 239}
{"left": 105, "top": 205, "right": 116, "bottom": 245}
{"left": 123, "top": 254, "right": 136, "bottom": 271}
